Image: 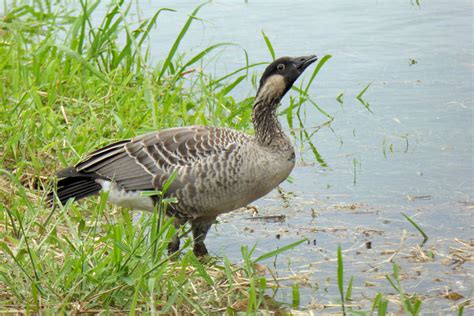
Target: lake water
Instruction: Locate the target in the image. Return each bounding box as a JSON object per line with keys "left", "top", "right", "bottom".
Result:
{"left": 102, "top": 0, "right": 473, "bottom": 312}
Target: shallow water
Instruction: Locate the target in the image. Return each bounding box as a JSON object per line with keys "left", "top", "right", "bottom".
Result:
{"left": 109, "top": 0, "right": 473, "bottom": 312}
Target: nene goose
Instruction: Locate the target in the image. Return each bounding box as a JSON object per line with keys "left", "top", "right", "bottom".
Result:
{"left": 48, "top": 55, "right": 318, "bottom": 256}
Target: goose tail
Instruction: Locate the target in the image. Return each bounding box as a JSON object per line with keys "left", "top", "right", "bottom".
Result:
{"left": 47, "top": 167, "right": 102, "bottom": 205}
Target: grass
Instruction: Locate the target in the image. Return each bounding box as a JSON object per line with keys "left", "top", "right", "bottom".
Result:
{"left": 401, "top": 212, "right": 429, "bottom": 245}
{"left": 0, "top": 1, "right": 450, "bottom": 314}
{"left": 385, "top": 263, "right": 423, "bottom": 316}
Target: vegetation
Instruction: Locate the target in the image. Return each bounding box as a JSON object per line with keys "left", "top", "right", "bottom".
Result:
{"left": 0, "top": 1, "right": 463, "bottom": 314}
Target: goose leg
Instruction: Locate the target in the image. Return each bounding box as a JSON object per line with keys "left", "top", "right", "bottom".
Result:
{"left": 168, "top": 217, "right": 187, "bottom": 254}
{"left": 191, "top": 217, "right": 215, "bottom": 256}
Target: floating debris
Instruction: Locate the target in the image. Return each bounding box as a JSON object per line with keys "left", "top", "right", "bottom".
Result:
{"left": 406, "top": 195, "right": 432, "bottom": 201}
{"left": 246, "top": 215, "right": 286, "bottom": 223}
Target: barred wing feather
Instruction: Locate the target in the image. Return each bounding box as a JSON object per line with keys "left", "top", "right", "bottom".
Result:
{"left": 73, "top": 126, "right": 250, "bottom": 192}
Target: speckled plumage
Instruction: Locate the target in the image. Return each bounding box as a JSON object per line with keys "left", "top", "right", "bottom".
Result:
{"left": 47, "top": 55, "right": 318, "bottom": 256}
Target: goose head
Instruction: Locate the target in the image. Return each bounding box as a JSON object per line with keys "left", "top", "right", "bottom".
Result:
{"left": 256, "top": 55, "right": 318, "bottom": 102}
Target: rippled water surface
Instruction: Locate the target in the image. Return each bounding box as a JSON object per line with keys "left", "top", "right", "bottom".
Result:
{"left": 102, "top": 0, "right": 473, "bottom": 312}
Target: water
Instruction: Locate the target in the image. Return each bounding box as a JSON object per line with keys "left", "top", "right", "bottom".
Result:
{"left": 110, "top": 0, "right": 473, "bottom": 312}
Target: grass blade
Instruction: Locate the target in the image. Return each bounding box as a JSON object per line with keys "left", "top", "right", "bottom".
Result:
{"left": 401, "top": 212, "right": 428, "bottom": 244}
{"left": 219, "top": 74, "right": 246, "bottom": 96}
{"left": 177, "top": 42, "right": 236, "bottom": 76}
{"left": 51, "top": 43, "right": 114, "bottom": 84}
{"left": 301, "top": 126, "right": 328, "bottom": 167}
{"left": 292, "top": 283, "right": 300, "bottom": 308}
{"left": 137, "top": 8, "right": 175, "bottom": 48}
{"left": 189, "top": 254, "right": 214, "bottom": 286}
{"left": 304, "top": 54, "right": 332, "bottom": 94}
{"left": 345, "top": 276, "right": 354, "bottom": 301}
{"left": 0, "top": 241, "right": 35, "bottom": 283}
{"left": 214, "top": 62, "right": 266, "bottom": 84}
{"left": 291, "top": 85, "right": 333, "bottom": 119}
{"left": 378, "top": 297, "right": 388, "bottom": 315}
{"left": 157, "top": 3, "right": 207, "bottom": 82}
{"left": 357, "top": 82, "right": 372, "bottom": 99}
{"left": 261, "top": 30, "right": 275, "bottom": 60}
{"left": 254, "top": 239, "right": 306, "bottom": 263}
{"left": 337, "top": 245, "right": 346, "bottom": 315}
{"left": 356, "top": 82, "right": 373, "bottom": 113}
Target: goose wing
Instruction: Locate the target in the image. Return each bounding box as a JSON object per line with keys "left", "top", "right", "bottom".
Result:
{"left": 67, "top": 126, "right": 250, "bottom": 192}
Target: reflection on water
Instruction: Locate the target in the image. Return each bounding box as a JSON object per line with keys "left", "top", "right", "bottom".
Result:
{"left": 106, "top": 0, "right": 473, "bottom": 312}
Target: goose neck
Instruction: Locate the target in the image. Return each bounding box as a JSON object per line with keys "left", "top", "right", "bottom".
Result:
{"left": 252, "top": 96, "right": 289, "bottom": 147}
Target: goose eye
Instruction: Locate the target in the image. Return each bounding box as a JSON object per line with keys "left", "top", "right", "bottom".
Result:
{"left": 277, "top": 64, "right": 285, "bottom": 71}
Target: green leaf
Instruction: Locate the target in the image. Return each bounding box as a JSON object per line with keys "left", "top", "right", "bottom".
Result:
{"left": 0, "top": 241, "right": 35, "bottom": 283}
{"left": 137, "top": 8, "right": 175, "bottom": 48}
{"left": 51, "top": 43, "right": 114, "bottom": 84}
{"left": 162, "top": 170, "right": 178, "bottom": 194}
{"left": 336, "top": 92, "right": 344, "bottom": 104}
{"left": 158, "top": 3, "right": 208, "bottom": 82}
{"left": 254, "top": 238, "right": 306, "bottom": 263}
{"left": 189, "top": 254, "right": 214, "bottom": 286}
{"left": 292, "top": 283, "right": 300, "bottom": 308}
{"left": 304, "top": 54, "right": 332, "bottom": 94}
{"left": 161, "top": 197, "right": 178, "bottom": 204}
{"left": 220, "top": 75, "right": 246, "bottom": 96}
{"left": 337, "top": 245, "right": 346, "bottom": 315}
{"left": 345, "top": 276, "right": 354, "bottom": 301}
{"left": 385, "top": 275, "right": 399, "bottom": 293}
{"left": 401, "top": 212, "right": 428, "bottom": 243}
{"left": 261, "top": 30, "right": 275, "bottom": 60}
{"left": 356, "top": 82, "right": 373, "bottom": 114}
{"left": 214, "top": 62, "right": 266, "bottom": 85}
{"left": 175, "top": 42, "right": 237, "bottom": 80}
{"left": 141, "top": 190, "right": 163, "bottom": 197}
{"left": 378, "top": 296, "right": 388, "bottom": 315}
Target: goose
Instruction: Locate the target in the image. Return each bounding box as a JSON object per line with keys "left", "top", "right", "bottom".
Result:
{"left": 47, "top": 55, "right": 318, "bottom": 256}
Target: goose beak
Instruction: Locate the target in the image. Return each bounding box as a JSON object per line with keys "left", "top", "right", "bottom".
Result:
{"left": 293, "top": 55, "right": 318, "bottom": 72}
